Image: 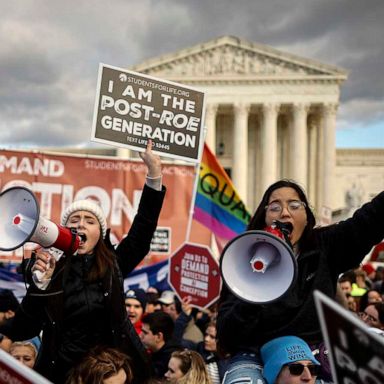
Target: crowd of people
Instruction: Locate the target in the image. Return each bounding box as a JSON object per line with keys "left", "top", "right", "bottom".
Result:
{"left": 0, "top": 142, "right": 383, "bottom": 383}
{"left": 0, "top": 285, "right": 225, "bottom": 383}
{"left": 337, "top": 264, "right": 384, "bottom": 332}
{"left": 2, "top": 275, "right": 383, "bottom": 383}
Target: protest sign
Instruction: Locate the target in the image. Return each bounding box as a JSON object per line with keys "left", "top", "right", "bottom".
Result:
{"left": 0, "top": 149, "right": 211, "bottom": 265}
{"left": 314, "top": 290, "right": 384, "bottom": 384}
{"left": 91, "top": 64, "right": 206, "bottom": 163}
{"left": 168, "top": 242, "right": 221, "bottom": 309}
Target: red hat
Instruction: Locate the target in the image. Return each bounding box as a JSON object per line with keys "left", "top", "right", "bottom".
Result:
{"left": 362, "top": 263, "right": 376, "bottom": 275}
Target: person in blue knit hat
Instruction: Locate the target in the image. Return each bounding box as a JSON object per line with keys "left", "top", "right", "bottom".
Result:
{"left": 217, "top": 179, "right": 384, "bottom": 383}
{"left": 260, "top": 336, "right": 320, "bottom": 384}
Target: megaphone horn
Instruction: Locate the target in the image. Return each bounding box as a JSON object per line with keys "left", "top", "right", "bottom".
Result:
{"left": 0, "top": 186, "right": 80, "bottom": 253}
{"left": 220, "top": 230, "right": 297, "bottom": 304}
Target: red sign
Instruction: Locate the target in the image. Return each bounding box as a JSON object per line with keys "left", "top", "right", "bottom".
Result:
{"left": 168, "top": 242, "right": 221, "bottom": 309}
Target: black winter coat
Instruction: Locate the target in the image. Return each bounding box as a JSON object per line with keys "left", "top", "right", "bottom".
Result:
{"left": 217, "top": 191, "right": 384, "bottom": 354}
{"left": 2, "top": 184, "right": 166, "bottom": 384}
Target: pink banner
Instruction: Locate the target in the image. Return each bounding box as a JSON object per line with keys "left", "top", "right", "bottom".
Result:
{"left": 0, "top": 150, "right": 211, "bottom": 265}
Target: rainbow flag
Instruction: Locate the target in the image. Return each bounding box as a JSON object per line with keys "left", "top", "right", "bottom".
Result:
{"left": 193, "top": 144, "right": 251, "bottom": 240}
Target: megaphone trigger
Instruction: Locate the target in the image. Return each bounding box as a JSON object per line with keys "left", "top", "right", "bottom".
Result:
{"left": 46, "top": 247, "right": 64, "bottom": 261}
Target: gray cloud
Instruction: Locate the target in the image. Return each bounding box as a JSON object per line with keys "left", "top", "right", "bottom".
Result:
{"left": 0, "top": 0, "right": 383, "bottom": 148}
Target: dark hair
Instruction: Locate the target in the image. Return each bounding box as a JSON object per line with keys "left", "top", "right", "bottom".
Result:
{"left": 339, "top": 270, "right": 357, "bottom": 285}
{"left": 66, "top": 346, "right": 133, "bottom": 384}
{"left": 87, "top": 237, "right": 115, "bottom": 281}
{"left": 0, "top": 289, "right": 20, "bottom": 312}
{"left": 371, "top": 302, "right": 384, "bottom": 325}
{"left": 146, "top": 292, "right": 160, "bottom": 304}
{"left": 358, "top": 289, "right": 382, "bottom": 312}
{"left": 338, "top": 275, "right": 353, "bottom": 285}
{"left": 248, "top": 179, "right": 316, "bottom": 249}
{"left": 205, "top": 321, "right": 217, "bottom": 331}
{"left": 142, "top": 311, "right": 174, "bottom": 342}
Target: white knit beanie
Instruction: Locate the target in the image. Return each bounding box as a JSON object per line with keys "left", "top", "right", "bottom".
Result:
{"left": 61, "top": 200, "right": 107, "bottom": 239}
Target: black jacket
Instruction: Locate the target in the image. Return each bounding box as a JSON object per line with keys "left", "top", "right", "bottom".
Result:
{"left": 151, "top": 340, "right": 181, "bottom": 378}
{"left": 217, "top": 191, "right": 384, "bottom": 354}
{"left": 2, "top": 184, "right": 166, "bottom": 384}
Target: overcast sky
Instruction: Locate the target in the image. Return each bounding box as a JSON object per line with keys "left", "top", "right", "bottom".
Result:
{"left": 1, "top": 0, "right": 383, "bottom": 150}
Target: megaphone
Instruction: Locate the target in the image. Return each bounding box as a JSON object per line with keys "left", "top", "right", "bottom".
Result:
{"left": 0, "top": 186, "right": 80, "bottom": 254}
{"left": 220, "top": 227, "right": 297, "bottom": 304}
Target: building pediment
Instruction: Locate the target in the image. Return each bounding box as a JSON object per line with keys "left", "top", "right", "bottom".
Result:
{"left": 131, "top": 36, "right": 347, "bottom": 83}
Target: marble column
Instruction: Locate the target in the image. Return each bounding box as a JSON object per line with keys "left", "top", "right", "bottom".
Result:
{"left": 204, "top": 103, "right": 218, "bottom": 153}
{"left": 321, "top": 103, "right": 338, "bottom": 213}
{"left": 261, "top": 103, "right": 280, "bottom": 192}
{"left": 290, "top": 103, "right": 309, "bottom": 189}
{"left": 307, "top": 117, "right": 318, "bottom": 205}
{"left": 233, "top": 103, "right": 250, "bottom": 202}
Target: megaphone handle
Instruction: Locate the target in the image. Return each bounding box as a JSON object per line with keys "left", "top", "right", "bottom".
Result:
{"left": 273, "top": 221, "right": 293, "bottom": 249}
{"left": 31, "top": 251, "right": 55, "bottom": 289}
{"left": 32, "top": 268, "right": 52, "bottom": 290}
{"left": 32, "top": 269, "right": 45, "bottom": 283}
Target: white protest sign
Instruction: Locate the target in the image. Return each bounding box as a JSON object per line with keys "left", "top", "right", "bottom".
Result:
{"left": 314, "top": 290, "right": 384, "bottom": 384}
{"left": 91, "top": 63, "right": 206, "bottom": 163}
{"left": 0, "top": 348, "right": 52, "bottom": 384}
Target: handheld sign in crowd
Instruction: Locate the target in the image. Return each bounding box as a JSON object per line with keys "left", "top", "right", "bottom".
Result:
{"left": 91, "top": 63, "right": 206, "bottom": 163}
{"left": 314, "top": 290, "right": 384, "bottom": 384}
{"left": 168, "top": 242, "right": 221, "bottom": 309}
{"left": 0, "top": 348, "right": 52, "bottom": 384}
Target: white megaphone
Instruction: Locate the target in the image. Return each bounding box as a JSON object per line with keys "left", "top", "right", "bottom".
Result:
{"left": 0, "top": 185, "right": 81, "bottom": 258}
{"left": 220, "top": 224, "right": 297, "bottom": 304}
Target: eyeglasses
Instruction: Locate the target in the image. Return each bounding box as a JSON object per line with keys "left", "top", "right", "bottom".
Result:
{"left": 265, "top": 200, "right": 306, "bottom": 214}
{"left": 287, "top": 363, "right": 320, "bottom": 376}
{"left": 358, "top": 311, "right": 378, "bottom": 323}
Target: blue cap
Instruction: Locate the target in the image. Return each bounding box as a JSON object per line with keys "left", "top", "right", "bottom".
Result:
{"left": 260, "top": 336, "right": 320, "bottom": 384}
{"left": 125, "top": 288, "right": 147, "bottom": 309}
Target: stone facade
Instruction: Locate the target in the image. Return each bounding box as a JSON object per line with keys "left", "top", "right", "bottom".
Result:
{"left": 333, "top": 149, "right": 384, "bottom": 221}
{"left": 51, "top": 36, "right": 384, "bottom": 222}
{"left": 131, "top": 35, "right": 349, "bottom": 216}
{"left": 46, "top": 145, "right": 384, "bottom": 223}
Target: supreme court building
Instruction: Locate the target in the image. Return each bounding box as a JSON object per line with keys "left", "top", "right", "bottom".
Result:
{"left": 51, "top": 36, "right": 383, "bottom": 222}
{"left": 131, "top": 35, "right": 349, "bottom": 216}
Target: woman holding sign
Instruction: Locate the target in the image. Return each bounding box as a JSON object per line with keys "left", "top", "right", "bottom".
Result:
{"left": 1, "top": 140, "right": 166, "bottom": 384}
{"left": 217, "top": 179, "right": 384, "bottom": 383}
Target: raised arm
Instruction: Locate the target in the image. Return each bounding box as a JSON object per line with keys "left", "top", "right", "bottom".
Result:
{"left": 139, "top": 139, "right": 162, "bottom": 191}
{"left": 116, "top": 140, "right": 166, "bottom": 276}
